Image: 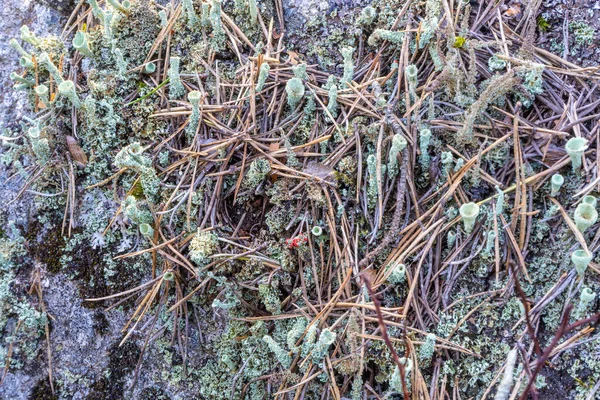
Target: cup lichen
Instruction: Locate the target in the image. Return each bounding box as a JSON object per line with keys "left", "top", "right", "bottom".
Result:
{"left": 341, "top": 47, "right": 355, "bottom": 85}
{"left": 565, "top": 137, "right": 588, "bottom": 172}
{"left": 386, "top": 262, "right": 406, "bottom": 284}
{"left": 20, "top": 25, "right": 40, "bottom": 46}
{"left": 573, "top": 202, "right": 598, "bottom": 233}
{"left": 73, "top": 31, "right": 94, "bottom": 58}
{"left": 582, "top": 195, "right": 597, "bottom": 208}
{"left": 139, "top": 223, "right": 154, "bottom": 238}
{"left": 144, "top": 62, "right": 156, "bottom": 74}
{"left": 576, "top": 287, "right": 595, "bottom": 318}
{"left": 571, "top": 249, "right": 593, "bottom": 276}
{"left": 494, "top": 349, "right": 518, "bottom": 400}
{"left": 419, "top": 128, "right": 431, "bottom": 168}
{"left": 58, "top": 80, "right": 81, "bottom": 108}
{"left": 550, "top": 173, "right": 564, "bottom": 197}
{"left": 38, "top": 52, "right": 64, "bottom": 84}
{"left": 186, "top": 90, "right": 202, "bottom": 138}
{"left": 460, "top": 202, "right": 480, "bottom": 234}
{"left": 406, "top": 64, "right": 418, "bottom": 101}
{"left": 34, "top": 85, "right": 49, "bottom": 106}
{"left": 387, "top": 134, "right": 407, "bottom": 179}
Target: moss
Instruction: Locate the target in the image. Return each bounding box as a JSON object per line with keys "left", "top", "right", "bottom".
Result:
{"left": 86, "top": 341, "right": 141, "bottom": 400}
{"left": 28, "top": 378, "right": 59, "bottom": 400}
{"left": 138, "top": 387, "right": 172, "bottom": 400}
{"left": 537, "top": 16, "right": 550, "bottom": 32}
{"left": 64, "top": 231, "right": 143, "bottom": 310}
{"left": 24, "top": 220, "right": 65, "bottom": 274}
{"left": 453, "top": 36, "right": 466, "bottom": 48}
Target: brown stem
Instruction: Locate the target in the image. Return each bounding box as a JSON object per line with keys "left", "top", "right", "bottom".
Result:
{"left": 362, "top": 275, "right": 410, "bottom": 399}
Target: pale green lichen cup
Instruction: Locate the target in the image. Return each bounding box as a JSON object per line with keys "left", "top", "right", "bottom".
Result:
{"left": 565, "top": 137, "right": 588, "bottom": 172}
{"left": 571, "top": 249, "right": 593, "bottom": 276}
{"left": 582, "top": 195, "right": 597, "bottom": 208}
{"left": 459, "top": 202, "right": 480, "bottom": 234}
{"left": 550, "top": 173, "right": 564, "bottom": 197}
{"left": 139, "top": 223, "right": 154, "bottom": 238}
{"left": 574, "top": 203, "right": 598, "bottom": 233}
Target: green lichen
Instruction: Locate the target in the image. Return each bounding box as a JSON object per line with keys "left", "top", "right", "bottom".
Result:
{"left": 258, "top": 280, "right": 282, "bottom": 314}
{"left": 311, "top": 328, "right": 336, "bottom": 363}
{"left": 419, "top": 333, "right": 436, "bottom": 366}
{"left": 367, "top": 154, "right": 378, "bottom": 207}
{"left": 327, "top": 83, "right": 338, "bottom": 118}
{"left": 255, "top": 62, "right": 270, "bottom": 91}
{"left": 357, "top": 6, "right": 376, "bottom": 25}
{"left": 209, "top": 0, "right": 226, "bottom": 50}
{"left": 182, "top": 0, "right": 199, "bottom": 28}
{"left": 419, "top": 128, "right": 431, "bottom": 168}
{"left": 387, "top": 134, "right": 406, "bottom": 179}
{"left": 341, "top": 47, "right": 355, "bottom": 85}
{"left": 569, "top": 21, "right": 595, "bottom": 47}
{"left": 189, "top": 230, "right": 218, "bottom": 267}
{"left": 167, "top": 56, "right": 185, "bottom": 99}
{"left": 263, "top": 335, "right": 292, "bottom": 368}
{"left": 368, "top": 29, "right": 404, "bottom": 46}
{"left": 488, "top": 54, "right": 506, "bottom": 71}
{"left": 285, "top": 77, "right": 305, "bottom": 109}
{"left": 287, "top": 317, "right": 308, "bottom": 352}
{"left": 114, "top": 142, "right": 160, "bottom": 199}
{"left": 386, "top": 262, "right": 406, "bottom": 284}
{"left": 243, "top": 158, "right": 271, "bottom": 191}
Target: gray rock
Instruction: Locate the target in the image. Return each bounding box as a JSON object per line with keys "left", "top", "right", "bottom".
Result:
{"left": 0, "top": 0, "right": 65, "bottom": 128}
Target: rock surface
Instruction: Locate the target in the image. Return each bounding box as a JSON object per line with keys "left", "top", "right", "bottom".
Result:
{"left": 0, "top": 0, "right": 64, "bottom": 127}
{"left": 0, "top": 2, "right": 121, "bottom": 399}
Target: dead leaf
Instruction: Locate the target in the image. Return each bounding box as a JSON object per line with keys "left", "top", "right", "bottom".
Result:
{"left": 287, "top": 51, "right": 300, "bottom": 65}
{"left": 66, "top": 136, "right": 88, "bottom": 167}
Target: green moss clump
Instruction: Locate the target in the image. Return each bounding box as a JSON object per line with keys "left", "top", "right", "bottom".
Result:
{"left": 537, "top": 16, "right": 550, "bottom": 32}
{"left": 453, "top": 36, "right": 466, "bottom": 48}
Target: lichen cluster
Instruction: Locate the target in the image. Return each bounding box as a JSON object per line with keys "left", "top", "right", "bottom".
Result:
{"left": 3, "top": 0, "right": 600, "bottom": 398}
